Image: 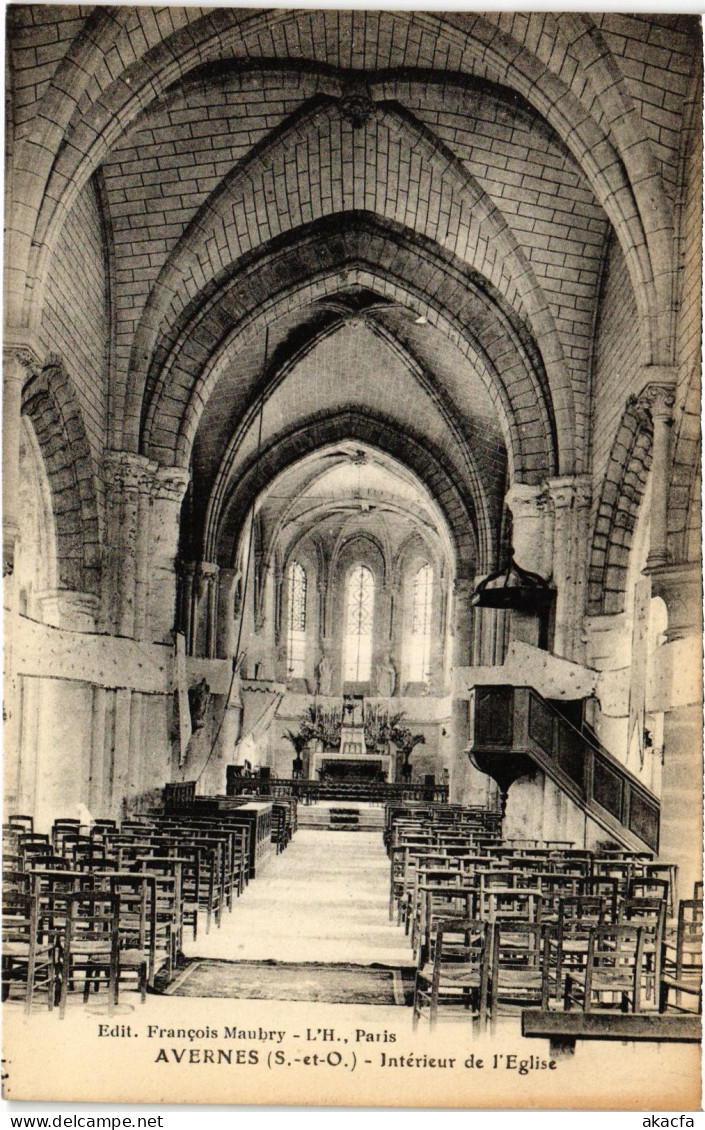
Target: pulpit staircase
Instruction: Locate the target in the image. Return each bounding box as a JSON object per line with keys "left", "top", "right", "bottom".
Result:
{"left": 467, "top": 685, "right": 660, "bottom": 853}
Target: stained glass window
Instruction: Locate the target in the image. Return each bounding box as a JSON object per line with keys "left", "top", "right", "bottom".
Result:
{"left": 287, "top": 561, "right": 307, "bottom": 678}
{"left": 343, "top": 564, "right": 374, "bottom": 682}
{"left": 408, "top": 563, "right": 433, "bottom": 683}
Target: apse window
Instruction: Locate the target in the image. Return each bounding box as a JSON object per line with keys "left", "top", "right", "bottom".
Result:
{"left": 286, "top": 560, "right": 307, "bottom": 679}
{"left": 408, "top": 563, "right": 433, "bottom": 683}
{"left": 343, "top": 564, "right": 374, "bottom": 682}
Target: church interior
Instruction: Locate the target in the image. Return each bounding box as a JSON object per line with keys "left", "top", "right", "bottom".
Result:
{"left": 3, "top": 7, "right": 703, "bottom": 1063}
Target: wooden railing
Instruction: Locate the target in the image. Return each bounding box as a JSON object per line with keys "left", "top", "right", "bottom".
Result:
{"left": 224, "top": 778, "right": 449, "bottom": 804}
{"left": 467, "top": 685, "right": 660, "bottom": 852}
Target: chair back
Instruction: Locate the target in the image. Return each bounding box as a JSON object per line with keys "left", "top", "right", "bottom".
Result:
{"left": 674, "top": 899, "right": 703, "bottom": 980}
{"left": 558, "top": 895, "right": 606, "bottom": 938}
{"left": 584, "top": 923, "right": 645, "bottom": 1013}
{"left": 491, "top": 921, "right": 549, "bottom": 1010}
{"left": 432, "top": 917, "right": 492, "bottom": 1012}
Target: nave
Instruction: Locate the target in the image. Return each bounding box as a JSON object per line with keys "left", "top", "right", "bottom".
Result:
{"left": 4, "top": 798, "right": 703, "bottom": 1108}
{"left": 179, "top": 827, "right": 410, "bottom": 967}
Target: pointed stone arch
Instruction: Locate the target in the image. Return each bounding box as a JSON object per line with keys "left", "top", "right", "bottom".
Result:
{"left": 21, "top": 357, "right": 102, "bottom": 595}
{"left": 588, "top": 398, "right": 653, "bottom": 615}
{"left": 209, "top": 408, "right": 487, "bottom": 576}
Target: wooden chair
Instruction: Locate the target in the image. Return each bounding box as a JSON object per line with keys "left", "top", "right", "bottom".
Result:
{"left": 564, "top": 924, "right": 645, "bottom": 1014}
{"left": 2, "top": 890, "right": 59, "bottom": 1013}
{"left": 17, "top": 833, "right": 51, "bottom": 863}
{"left": 660, "top": 899, "right": 703, "bottom": 1014}
{"left": 109, "top": 874, "right": 151, "bottom": 1000}
{"left": 409, "top": 864, "right": 465, "bottom": 952}
{"left": 489, "top": 921, "right": 550, "bottom": 1018}
{"left": 537, "top": 874, "right": 585, "bottom": 924}
{"left": 413, "top": 918, "right": 492, "bottom": 1029}
{"left": 415, "top": 885, "right": 478, "bottom": 966}
{"left": 591, "top": 858, "right": 633, "bottom": 899}
{"left": 52, "top": 820, "right": 83, "bottom": 851}
{"left": 91, "top": 819, "right": 118, "bottom": 835}
{"left": 130, "top": 858, "right": 182, "bottom": 978}
{"left": 26, "top": 854, "right": 74, "bottom": 872}
{"left": 620, "top": 896, "right": 666, "bottom": 1007}
{"left": 642, "top": 864, "right": 678, "bottom": 918}
{"left": 7, "top": 814, "right": 34, "bottom": 833}
{"left": 583, "top": 875, "right": 620, "bottom": 922}
{"left": 59, "top": 890, "right": 120, "bottom": 1017}
{"left": 482, "top": 887, "right": 543, "bottom": 927}
{"left": 628, "top": 876, "right": 670, "bottom": 908}
{"left": 543, "top": 896, "right": 607, "bottom": 1004}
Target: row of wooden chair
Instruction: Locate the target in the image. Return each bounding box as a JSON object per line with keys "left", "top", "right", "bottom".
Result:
{"left": 413, "top": 900, "right": 702, "bottom": 1029}
{"left": 3, "top": 804, "right": 297, "bottom": 1014}
{"left": 3, "top": 881, "right": 155, "bottom": 1016}
{"left": 387, "top": 805, "right": 701, "bottom": 1027}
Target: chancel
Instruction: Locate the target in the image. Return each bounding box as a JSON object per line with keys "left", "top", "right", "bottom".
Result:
{"left": 2, "top": 6, "right": 703, "bottom": 1060}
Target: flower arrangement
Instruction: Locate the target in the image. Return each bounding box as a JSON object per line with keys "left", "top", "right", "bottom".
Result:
{"left": 283, "top": 703, "right": 425, "bottom": 758}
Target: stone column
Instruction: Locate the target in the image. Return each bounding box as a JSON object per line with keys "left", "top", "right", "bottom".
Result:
{"left": 147, "top": 465, "right": 190, "bottom": 644}
{"left": 273, "top": 565, "right": 283, "bottom": 645}
{"left": 127, "top": 691, "right": 144, "bottom": 802}
{"left": 3, "top": 344, "right": 41, "bottom": 807}
{"left": 648, "top": 561, "right": 702, "bottom": 897}
{"left": 3, "top": 346, "right": 39, "bottom": 580}
{"left": 88, "top": 686, "right": 108, "bottom": 815}
{"left": 133, "top": 471, "right": 155, "bottom": 641}
{"left": 103, "top": 451, "right": 156, "bottom": 638}
{"left": 205, "top": 563, "right": 220, "bottom": 659}
{"left": 547, "top": 475, "right": 592, "bottom": 661}
{"left": 191, "top": 561, "right": 219, "bottom": 657}
{"left": 452, "top": 577, "right": 474, "bottom": 669}
{"left": 639, "top": 378, "right": 676, "bottom": 569}
{"left": 178, "top": 562, "right": 196, "bottom": 654}
{"left": 112, "top": 687, "right": 132, "bottom": 816}
{"left": 217, "top": 567, "right": 239, "bottom": 658}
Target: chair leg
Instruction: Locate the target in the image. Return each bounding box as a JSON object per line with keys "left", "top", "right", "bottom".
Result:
{"left": 25, "top": 948, "right": 36, "bottom": 1017}
{"left": 563, "top": 974, "right": 573, "bottom": 1011}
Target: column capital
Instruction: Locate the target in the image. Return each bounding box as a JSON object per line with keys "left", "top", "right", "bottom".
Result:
{"left": 104, "top": 449, "right": 157, "bottom": 494}
{"left": 645, "top": 561, "right": 702, "bottom": 641}
{"left": 152, "top": 464, "right": 190, "bottom": 503}
{"left": 197, "top": 560, "right": 220, "bottom": 579}
{"left": 4, "top": 342, "right": 43, "bottom": 383}
{"left": 504, "top": 482, "right": 549, "bottom": 517}
{"left": 455, "top": 577, "right": 475, "bottom": 598}
{"left": 4, "top": 329, "right": 44, "bottom": 374}
{"left": 546, "top": 474, "right": 591, "bottom": 511}
{"left": 637, "top": 378, "right": 676, "bottom": 421}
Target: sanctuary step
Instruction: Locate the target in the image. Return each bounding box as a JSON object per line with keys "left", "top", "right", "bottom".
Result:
{"left": 298, "top": 802, "right": 385, "bottom": 832}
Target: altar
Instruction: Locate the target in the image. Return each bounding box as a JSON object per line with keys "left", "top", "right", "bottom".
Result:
{"left": 309, "top": 749, "right": 394, "bottom": 782}
{"left": 305, "top": 694, "right": 396, "bottom": 782}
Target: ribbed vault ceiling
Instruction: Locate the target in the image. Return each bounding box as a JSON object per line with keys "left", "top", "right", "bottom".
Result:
{"left": 7, "top": 8, "right": 700, "bottom": 574}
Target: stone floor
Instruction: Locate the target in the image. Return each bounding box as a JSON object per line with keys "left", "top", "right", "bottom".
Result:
{"left": 182, "top": 828, "right": 411, "bottom": 965}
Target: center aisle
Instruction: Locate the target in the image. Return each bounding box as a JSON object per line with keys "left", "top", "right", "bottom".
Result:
{"left": 183, "top": 828, "right": 411, "bottom": 965}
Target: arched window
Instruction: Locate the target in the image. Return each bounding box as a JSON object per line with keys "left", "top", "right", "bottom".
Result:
{"left": 343, "top": 564, "right": 374, "bottom": 682}
{"left": 408, "top": 563, "right": 433, "bottom": 683}
{"left": 286, "top": 561, "right": 307, "bottom": 678}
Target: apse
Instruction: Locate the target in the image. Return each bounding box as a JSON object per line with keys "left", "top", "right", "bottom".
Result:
{"left": 229, "top": 442, "right": 458, "bottom": 697}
